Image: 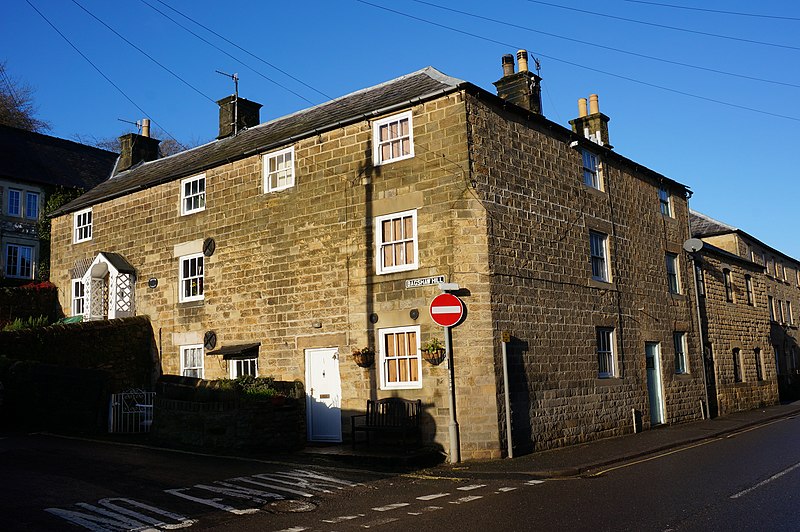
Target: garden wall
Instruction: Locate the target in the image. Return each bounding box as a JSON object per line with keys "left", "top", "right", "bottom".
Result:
{"left": 0, "top": 315, "right": 158, "bottom": 392}
{"left": 0, "top": 282, "right": 61, "bottom": 327}
{"left": 151, "top": 376, "right": 306, "bottom": 451}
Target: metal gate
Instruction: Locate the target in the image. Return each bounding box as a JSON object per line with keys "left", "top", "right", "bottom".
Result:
{"left": 108, "top": 389, "right": 155, "bottom": 433}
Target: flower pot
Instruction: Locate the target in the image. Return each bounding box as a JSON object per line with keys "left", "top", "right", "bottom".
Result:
{"left": 422, "top": 348, "right": 446, "bottom": 366}
{"left": 352, "top": 350, "right": 375, "bottom": 368}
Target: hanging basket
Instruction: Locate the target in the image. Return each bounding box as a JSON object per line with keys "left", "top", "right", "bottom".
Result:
{"left": 422, "top": 348, "right": 447, "bottom": 366}
{"left": 352, "top": 349, "right": 375, "bottom": 368}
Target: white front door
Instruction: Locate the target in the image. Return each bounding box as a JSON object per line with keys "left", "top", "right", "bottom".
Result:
{"left": 645, "top": 342, "right": 665, "bottom": 425}
{"left": 305, "top": 348, "right": 342, "bottom": 442}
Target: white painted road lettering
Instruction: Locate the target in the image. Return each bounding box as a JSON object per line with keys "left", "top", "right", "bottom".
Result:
{"left": 45, "top": 498, "right": 194, "bottom": 531}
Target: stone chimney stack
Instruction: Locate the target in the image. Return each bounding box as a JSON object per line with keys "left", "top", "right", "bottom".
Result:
{"left": 493, "top": 50, "right": 543, "bottom": 115}
{"left": 217, "top": 95, "right": 262, "bottom": 139}
{"left": 569, "top": 94, "right": 612, "bottom": 148}
{"left": 116, "top": 119, "right": 160, "bottom": 174}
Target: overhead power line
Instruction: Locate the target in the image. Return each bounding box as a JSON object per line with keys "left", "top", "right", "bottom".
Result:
{"left": 412, "top": 0, "right": 800, "bottom": 90}
{"left": 620, "top": 0, "right": 800, "bottom": 22}
{"left": 525, "top": 0, "right": 800, "bottom": 52}
{"left": 25, "top": 0, "right": 186, "bottom": 148}
{"left": 70, "top": 0, "right": 216, "bottom": 104}
{"left": 145, "top": 0, "right": 333, "bottom": 102}
{"left": 355, "top": 0, "right": 800, "bottom": 123}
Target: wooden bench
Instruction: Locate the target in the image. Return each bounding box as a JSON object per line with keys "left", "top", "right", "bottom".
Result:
{"left": 351, "top": 397, "right": 422, "bottom": 448}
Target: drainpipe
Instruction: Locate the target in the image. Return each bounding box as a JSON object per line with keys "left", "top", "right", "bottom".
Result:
{"left": 686, "top": 194, "right": 711, "bottom": 419}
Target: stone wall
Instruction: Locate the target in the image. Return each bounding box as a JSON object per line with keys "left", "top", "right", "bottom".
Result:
{"left": 467, "top": 94, "right": 706, "bottom": 452}
{"left": 0, "top": 316, "right": 158, "bottom": 392}
{"left": 150, "top": 377, "right": 305, "bottom": 451}
{"left": 698, "top": 250, "right": 779, "bottom": 415}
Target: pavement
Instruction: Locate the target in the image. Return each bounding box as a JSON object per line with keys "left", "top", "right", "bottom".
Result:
{"left": 296, "top": 400, "right": 800, "bottom": 477}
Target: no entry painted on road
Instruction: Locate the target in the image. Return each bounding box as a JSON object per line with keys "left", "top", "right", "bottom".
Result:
{"left": 429, "top": 293, "right": 465, "bottom": 327}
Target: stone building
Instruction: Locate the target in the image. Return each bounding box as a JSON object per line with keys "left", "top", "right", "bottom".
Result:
{"left": 0, "top": 124, "right": 117, "bottom": 283}
{"left": 50, "top": 52, "right": 707, "bottom": 460}
{"left": 692, "top": 210, "right": 799, "bottom": 401}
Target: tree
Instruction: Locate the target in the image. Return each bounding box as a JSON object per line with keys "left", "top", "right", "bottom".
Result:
{"left": 36, "top": 187, "right": 85, "bottom": 281}
{"left": 0, "top": 61, "right": 49, "bottom": 132}
{"left": 73, "top": 128, "right": 205, "bottom": 158}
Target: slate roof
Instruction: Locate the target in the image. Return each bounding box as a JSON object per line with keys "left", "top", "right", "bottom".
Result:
{"left": 691, "top": 210, "right": 798, "bottom": 266}
{"left": 0, "top": 124, "right": 117, "bottom": 190}
{"left": 52, "top": 67, "right": 465, "bottom": 217}
{"left": 689, "top": 210, "right": 737, "bottom": 237}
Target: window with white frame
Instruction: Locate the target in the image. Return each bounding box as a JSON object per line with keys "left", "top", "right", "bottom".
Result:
{"left": 666, "top": 253, "right": 680, "bottom": 294}
{"left": 582, "top": 149, "right": 600, "bottom": 189}
{"left": 695, "top": 263, "right": 705, "bottom": 297}
{"left": 7, "top": 189, "right": 20, "bottom": 216}
{"left": 180, "top": 344, "right": 204, "bottom": 378}
{"left": 71, "top": 279, "right": 85, "bottom": 316}
{"left": 263, "top": 146, "right": 295, "bottom": 193}
{"left": 754, "top": 348, "right": 763, "bottom": 381}
{"left": 732, "top": 348, "right": 743, "bottom": 382}
{"left": 596, "top": 327, "right": 616, "bottom": 378}
{"left": 181, "top": 174, "right": 206, "bottom": 215}
{"left": 4, "top": 244, "right": 33, "bottom": 278}
{"left": 25, "top": 192, "right": 39, "bottom": 220}
{"left": 373, "top": 111, "right": 414, "bottom": 165}
{"left": 230, "top": 357, "right": 258, "bottom": 378}
{"left": 658, "top": 186, "right": 672, "bottom": 216}
{"left": 745, "top": 274, "right": 754, "bottom": 305}
{"left": 379, "top": 325, "right": 422, "bottom": 389}
{"left": 376, "top": 210, "right": 418, "bottom": 274}
{"left": 179, "top": 253, "right": 204, "bottom": 302}
{"left": 723, "top": 269, "right": 733, "bottom": 302}
{"left": 74, "top": 208, "right": 92, "bottom": 243}
{"left": 673, "top": 332, "right": 688, "bottom": 374}
{"left": 589, "top": 231, "right": 609, "bottom": 282}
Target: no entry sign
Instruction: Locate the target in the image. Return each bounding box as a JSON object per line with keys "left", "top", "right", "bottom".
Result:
{"left": 429, "top": 293, "right": 465, "bottom": 327}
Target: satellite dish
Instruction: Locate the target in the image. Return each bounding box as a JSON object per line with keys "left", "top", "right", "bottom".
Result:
{"left": 683, "top": 238, "right": 704, "bottom": 253}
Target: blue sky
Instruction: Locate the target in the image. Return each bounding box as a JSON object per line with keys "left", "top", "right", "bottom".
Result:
{"left": 3, "top": 1, "right": 799, "bottom": 257}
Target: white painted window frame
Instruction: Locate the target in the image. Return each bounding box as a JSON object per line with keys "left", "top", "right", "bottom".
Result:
{"left": 180, "top": 344, "right": 205, "bottom": 379}
{"left": 378, "top": 325, "right": 422, "bottom": 390}
{"left": 263, "top": 146, "right": 295, "bottom": 193}
{"left": 589, "top": 231, "right": 609, "bottom": 282}
{"left": 230, "top": 357, "right": 259, "bottom": 378}
{"left": 24, "top": 191, "right": 39, "bottom": 220}
{"left": 7, "top": 188, "right": 21, "bottom": 216}
{"left": 179, "top": 253, "right": 204, "bottom": 303}
{"left": 180, "top": 173, "right": 206, "bottom": 215}
{"left": 4, "top": 243, "right": 33, "bottom": 279}
{"left": 373, "top": 111, "right": 414, "bottom": 166}
{"left": 74, "top": 207, "right": 93, "bottom": 243}
{"left": 71, "top": 278, "right": 86, "bottom": 317}
{"left": 596, "top": 327, "right": 616, "bottom": 378}
{"left": 659, "top": 186, "right": 672, "bottom": 217}
{"left": 673, "top": 332, "right": 689, "bottom": 374}
{"left": 375, "top": 209, "right": 419, "bottom": 275}
{"left": 582, "top": 149, "right": 600, "bottom": 190}
{"left": 666, "top": 252, "right": 681, "bottom": 294}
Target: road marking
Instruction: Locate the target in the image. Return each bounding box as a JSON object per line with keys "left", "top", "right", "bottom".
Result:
{"left": 449, "top": 495, "right": 483, "bottom": 504}
{"left": 408, "top": 505, "right": 443, "bottom": 515}
{"left": 497, "top": 487, "right": 517, "bottom": 492}
{"left": 588, "top": 439, "right": 720, "bottom": 477}
{"left": 457, "top": 484, "right": 486, "bottom": 491}
{"left": 730, "top": 461, "right": 800, "bottom": 499}
{"left": 322, "top": 514, "right": 365, "bottom": 523}
{"left": 525, "top": 480, "right": 545, "bottom": 485}
{"left": 417, "top": 493, "right": 450, "bottom": 500}
{"left": 45, "top": 498, "right": 195, "bottom": 531}
{"left": 276, "top": 528, "right": 308, "bottom": 532}
{"left": 362, "top": 517, "right": 400, "bottom": 528}
{"left": 372, "top": 503, "right": 410, "bottom": 512}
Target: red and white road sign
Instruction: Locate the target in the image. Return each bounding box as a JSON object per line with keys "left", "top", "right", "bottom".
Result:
{"left": 429, "top": 293, "right": 465, "bottom": 327}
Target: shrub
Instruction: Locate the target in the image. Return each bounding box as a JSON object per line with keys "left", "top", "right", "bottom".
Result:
{"left": 2, "top": 315, "right": 50, "bottom": 331}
